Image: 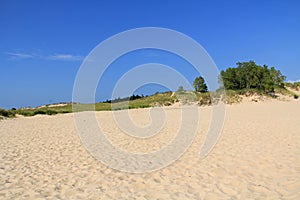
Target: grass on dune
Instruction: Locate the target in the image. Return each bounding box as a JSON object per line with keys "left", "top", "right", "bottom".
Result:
{"left": 0, "top": 92, "right": 176, "bottom": 119}
{"left": 1, "top": 88, "right": 298, "bottom": 119}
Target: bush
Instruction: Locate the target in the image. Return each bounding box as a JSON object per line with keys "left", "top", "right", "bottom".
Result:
{"left": 0, "top": 108, "right": 15, "bottom": 118}
{"left": 45, "top": 110, "right": 58, "bottom": 115}
{"left": 59, "top": 110, "right": 70, "bottom": 114}
{"left": 198, "top": 93, "right": 212, "bottom": 106}
{"left": 33, "top": 110, "right": 46, "bottom": 115}
{"left": 294, "top": 94, "right": 299, "bottom": 99}
{"left": 0, "top": 109, "right": 9, "bottom": 117}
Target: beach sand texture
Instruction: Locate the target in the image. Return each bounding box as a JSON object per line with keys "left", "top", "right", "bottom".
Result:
{"left": 0, "top": 101, "right": 299, "bottom": 199}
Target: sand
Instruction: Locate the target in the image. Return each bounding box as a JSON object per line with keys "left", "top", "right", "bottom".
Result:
{"left": 0, "top": 100, "right": 300, "bottom": 199}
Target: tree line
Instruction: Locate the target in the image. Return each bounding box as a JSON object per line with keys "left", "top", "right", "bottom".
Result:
{"left": 193, "top": 60, "right": 286, "bottom": 93}
{"left": 104, "top": 94, "right": 145, "bottom": 103}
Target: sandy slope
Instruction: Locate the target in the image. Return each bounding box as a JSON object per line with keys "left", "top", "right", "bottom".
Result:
{"left": 0, "top": 100, "right": 299, "bottom": 199}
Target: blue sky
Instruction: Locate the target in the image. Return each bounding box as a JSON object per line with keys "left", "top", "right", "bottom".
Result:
{"left": 1, "top": 0, "right": 300, "bottom": 109}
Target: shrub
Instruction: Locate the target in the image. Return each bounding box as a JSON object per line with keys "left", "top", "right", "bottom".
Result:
{"left": 198, "top": 93, "right": 212, "bottom": 106}
{"left": 0, "top": 108, "right": 15, "bottom": 118}
{"left": 294, "top": 94, "right": 299, "bottom": 99}
{"left": 33, "top": 110, "right": 46, "bottom": 115}
{"left": 59, "top": 110, "right": 70, "bottom": 114}
{"left": 45, "top": 110, "right": 58, "bottom": 115}
{"left": 0, "top": 109, "right": 9, "bottom": 117}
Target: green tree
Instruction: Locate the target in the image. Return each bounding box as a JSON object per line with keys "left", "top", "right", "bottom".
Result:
{"left": 260, "top": 65, "right": 274, "bottom": 92}
{"left": 220, "top": 61, "right": 286, "bottom": 93}
{"left": 221, "top": 68, "right": 239, "bottom": 90}
{"left": 193, "top": 76, "right": 208, "bottom": 93}
{"left": 269, "top": 67, "right": 286, "bottom": 88}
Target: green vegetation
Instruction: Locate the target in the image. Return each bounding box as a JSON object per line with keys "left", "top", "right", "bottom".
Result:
{"left": 194, "top": 90, "right": 242, "bottom": 105}
{"left": 1, "top": 60, "right": 298, "bottom": 119}
{"left": 285, "top": 82, "right": 300, "bottom": 91}
{"left": 0, "top": 92, "right": 177, "bottom": 119}
{"left": 274, "top": 86, "right": 299, "bottom": 99}
{"left": 175, "top": 90, "right": 198, "bottom": 104}
{"left": 197, "top": 92, "right": 212, "bottom": 105}
{"left": 0, "top": 108, "right": 16, "bottom": 118}
{"left": 193, "top": 76, "right": 208, "bottom": 93}
{"left": 220, "top": 61, "right": 286, "bottom": 92}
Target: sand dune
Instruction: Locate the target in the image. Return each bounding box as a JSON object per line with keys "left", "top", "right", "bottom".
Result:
{"left": 0, "top": 100, "right": 299, "bottom": 199}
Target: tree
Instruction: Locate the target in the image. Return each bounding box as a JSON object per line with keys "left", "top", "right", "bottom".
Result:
{"left": 193, "top": 76, "right": 208, "bottom": 93}
{"left": 220, "top": 61, "right": 286, "bottom": 93}
{"left": 221, "top": 68, "right": 239, "bottom": 90}
{"left": 269, "top": 67, "right": 286, "bottom": 88}
{"left": 260, "top": 65, "right": 274, "bottom": 92}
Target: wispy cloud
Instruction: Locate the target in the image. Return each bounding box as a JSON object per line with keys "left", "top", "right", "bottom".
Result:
{"left": 6, "top": 52, "right": 84, "bottom": 61}
{"left": 6, "top": 52, "right": 35, "bottom": 59}
{"left": 47, "top": 54, "right": 84, "bottom": 61}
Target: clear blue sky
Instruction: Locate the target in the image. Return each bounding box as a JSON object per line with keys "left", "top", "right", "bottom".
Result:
{"left": 1, "top": 0, "right": 300, "bottom": 109}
